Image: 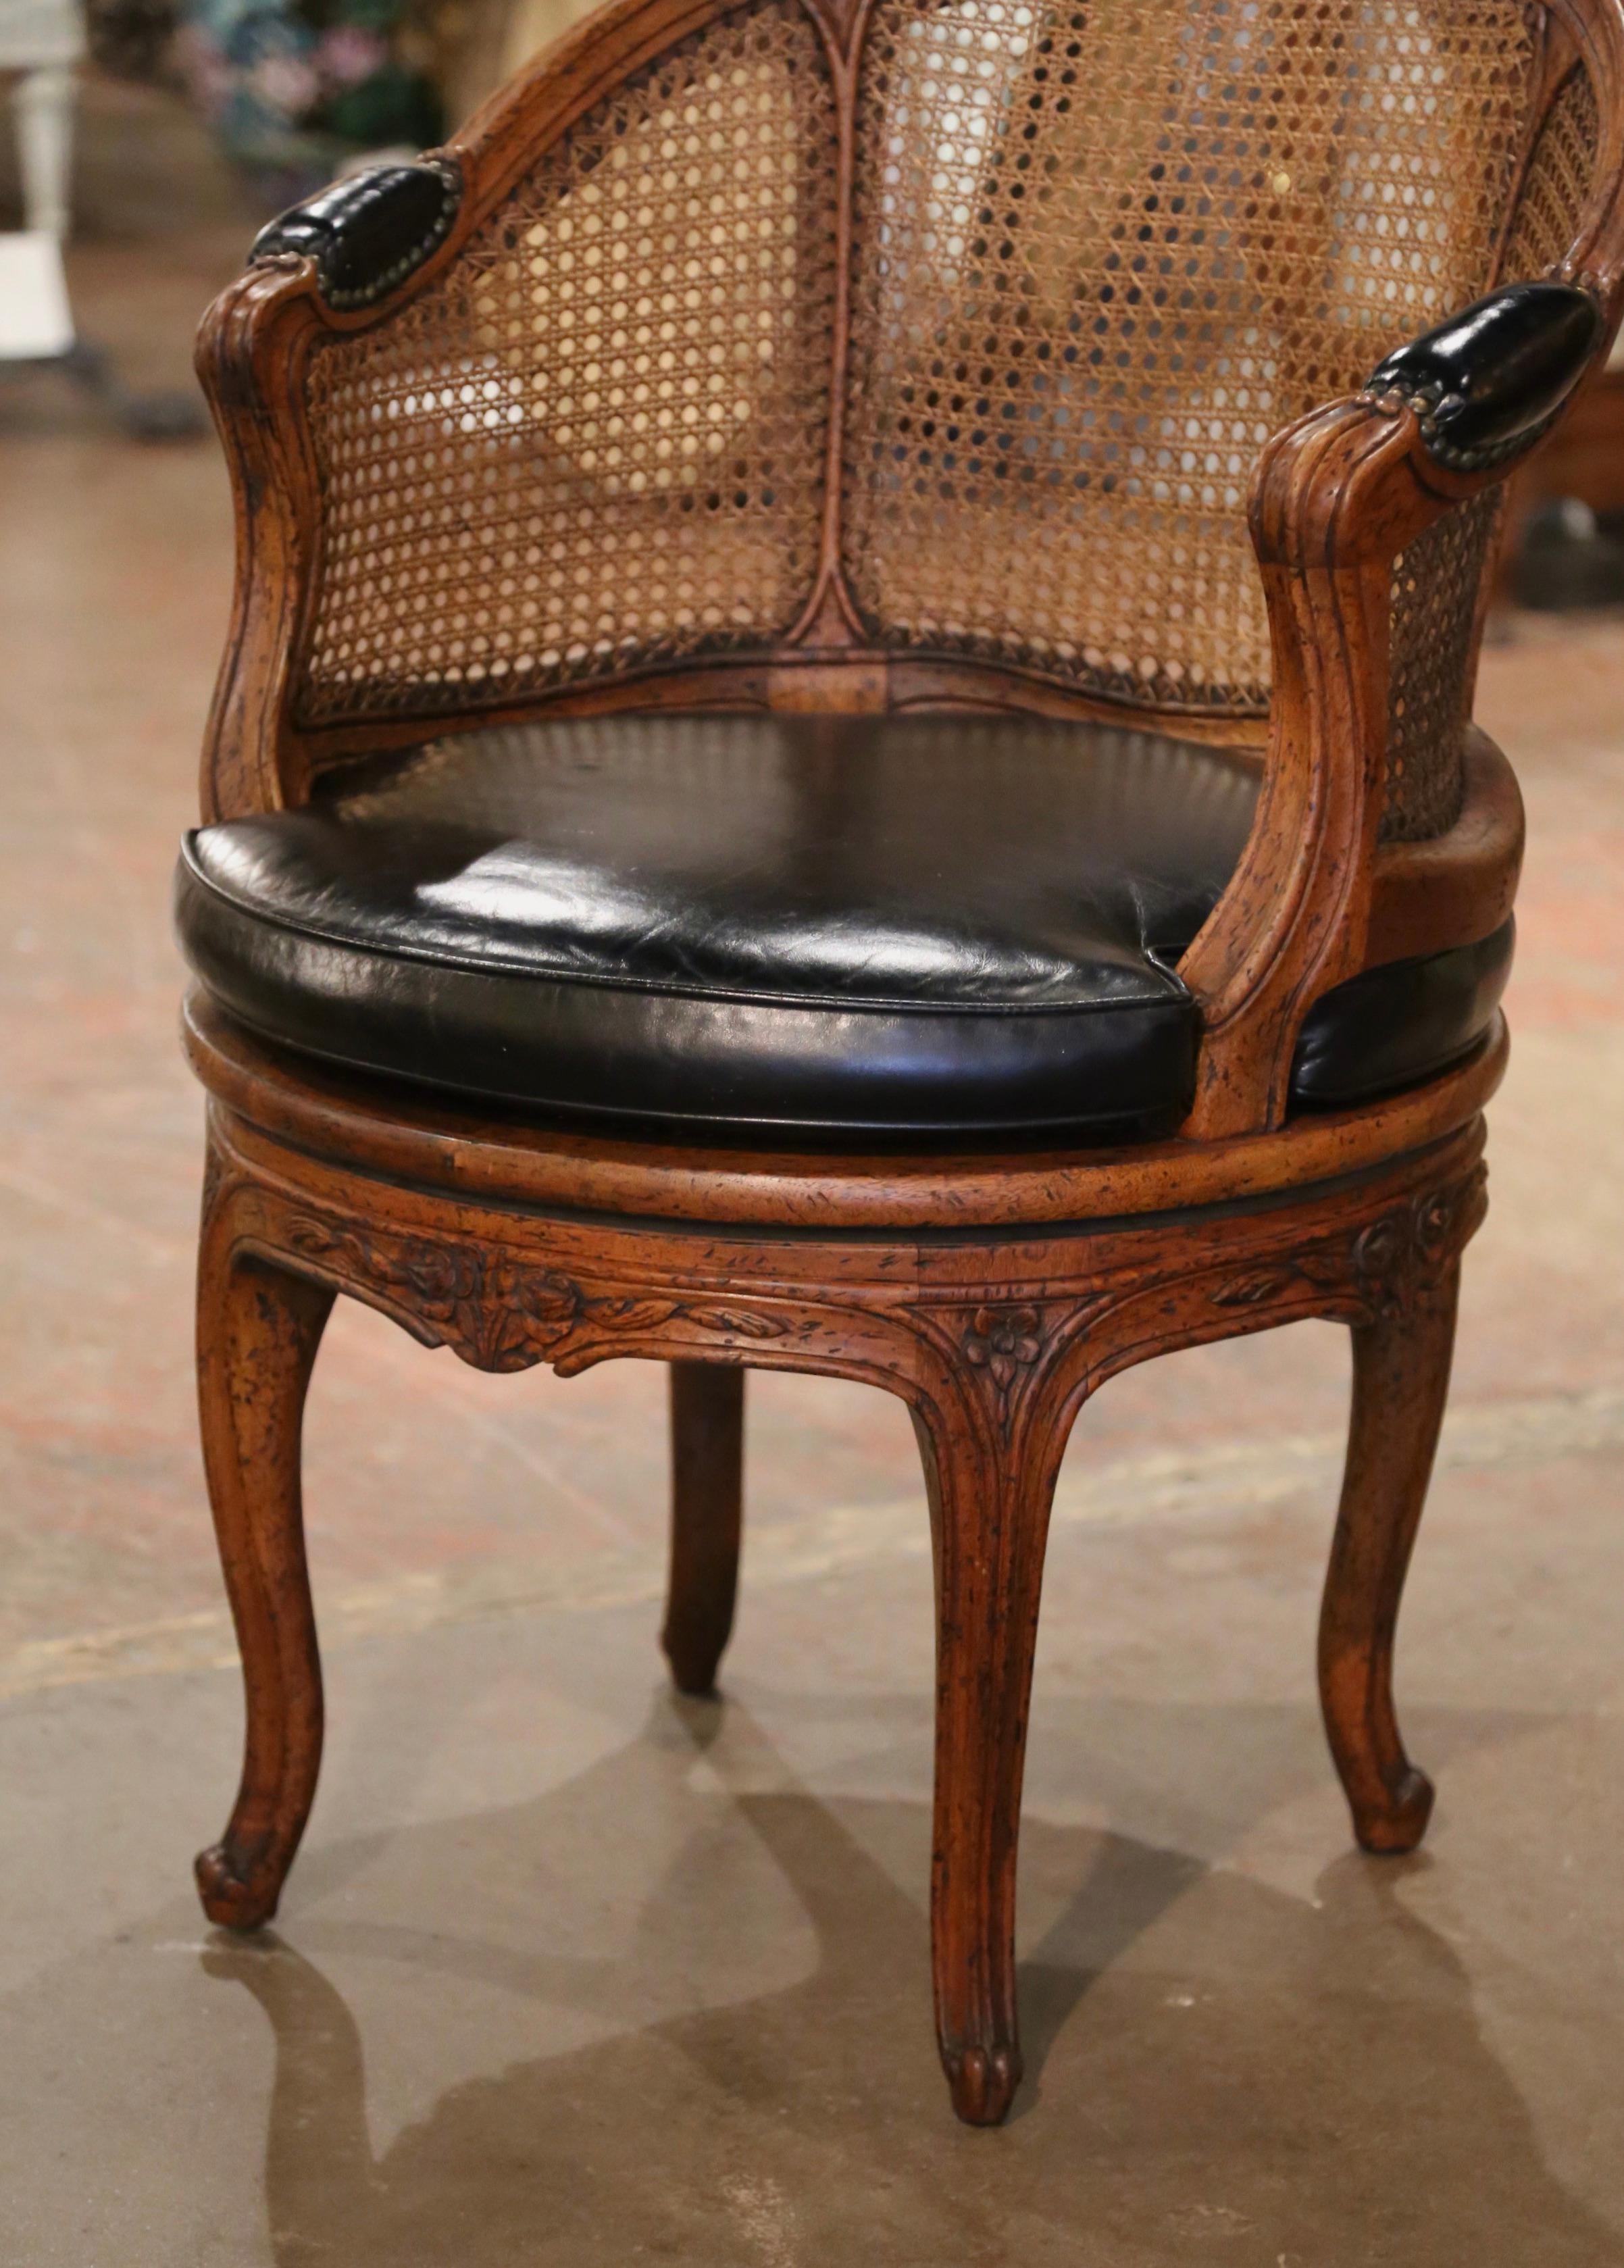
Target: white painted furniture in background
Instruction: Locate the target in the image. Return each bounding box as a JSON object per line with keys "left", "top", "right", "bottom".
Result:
{"left": 0, "top": 0, "right": 84, "bottom": 356}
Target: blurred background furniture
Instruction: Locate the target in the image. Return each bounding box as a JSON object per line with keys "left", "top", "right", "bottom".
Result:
{"left": 0, "top": 0, "right": 83, "bottom": 354}
{"left": 170, "top": 0, "right": 445, "bottom": 204}
{"left": 1, "top": 0, "right": 205, "bottom": 426}
{"left": 1501, "top": 353, "right": 1624, "bottom": 603}
{"left": 174, "top": 0, "right": 1624, "bottom": 2127}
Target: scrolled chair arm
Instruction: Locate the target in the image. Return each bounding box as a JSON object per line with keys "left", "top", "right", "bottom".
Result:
{"left": 195, "top": 153, "right": 469, "bottom": 822}
{"left": 249, "top": 158, "right": 463, "bottom": 313}
{"left": 1179, "top": 282, "right": 1611, "bottom": 1142}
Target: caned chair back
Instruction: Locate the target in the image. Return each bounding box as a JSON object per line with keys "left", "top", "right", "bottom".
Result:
{"left": 289, "top": 0, "right": 1612, "bottom": 841}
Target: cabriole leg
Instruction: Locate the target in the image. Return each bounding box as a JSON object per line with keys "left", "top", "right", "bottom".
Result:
{"left": 914, "top": 1401, "right": 1061, "bottom": 2126}
{"left": 195, "top": 1203, "right": 333, "bottom": 1929}
{"left": 1320, "top": 1264, "right": 1460, "bottom": 1854}
{"left": 662, "top": 1361, "right": 744, "bottom": 1696}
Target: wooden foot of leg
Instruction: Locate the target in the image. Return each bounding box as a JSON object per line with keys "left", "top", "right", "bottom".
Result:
{"left": 661, "top": 1362, "right": 744, "bottom": 1697}
{"left": 915, "top": 1403, "right": 1060, "bottom": 2125}
{"left": 195, "top": 1208, "right": 333, "bottom": 1930}
{"left": 1320, "top": 1265, "right": 1459, "bottom": 1855}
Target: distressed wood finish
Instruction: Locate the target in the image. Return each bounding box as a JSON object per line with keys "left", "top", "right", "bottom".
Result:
{"left": 192, "top": 1003, "right": 1488, "bottom": 2123}
{"left": 1320, "top": 1264, "right": 1462, "bottom": 1855}
{"left": 664, "top": 1363, "right": 746, "bottom": 1696}
{"left": 183, "top": 992, "right": 1508, "bottom": 1235}
{"left": 180, "top": 0, "right": 1624, "bottom": 2128}
{"left": 195, "top": 1166, "right": 333, "bottom": 1928}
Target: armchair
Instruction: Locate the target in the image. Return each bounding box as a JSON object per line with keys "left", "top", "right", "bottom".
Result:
{"left": 176, "top": 0, "right": 1624, "bottom": 2125}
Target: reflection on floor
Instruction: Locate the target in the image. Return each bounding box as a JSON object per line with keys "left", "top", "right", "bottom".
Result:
{"left": 2, "top": 70, "right": 1623, "bottom": 2268}
{"left": 8, "top": 1603, "right": 1624, "bottom": 2265}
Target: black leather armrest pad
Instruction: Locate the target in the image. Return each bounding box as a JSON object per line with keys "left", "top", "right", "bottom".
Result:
{"left": 251, "top": 159, "right": 460, "bottom": 310}
{"left": 1365, "top": 282, "right": 1602, "bottom": 472}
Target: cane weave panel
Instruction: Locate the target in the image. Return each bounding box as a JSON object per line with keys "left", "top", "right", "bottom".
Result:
{"left": 842, "top": 0, "right": 1541, "bottom": 726}
{"left": 1382, "top": 490, "right": 1500, "bottom": 840}
{"left": 297, "top": 0, "right": 838, "bottom": 724}
{"left": 1379, "top": 61, "right": 1600, "bottom": 842}
{"left": 1502, "top": 61, "right": 1601, "bottom": 277}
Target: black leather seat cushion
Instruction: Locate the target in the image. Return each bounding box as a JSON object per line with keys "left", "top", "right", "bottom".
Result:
{"left": 176, "top": 713, "right": 1511, "bottom": 1142}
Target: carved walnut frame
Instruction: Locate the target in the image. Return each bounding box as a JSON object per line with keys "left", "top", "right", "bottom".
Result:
{"left": 182, "top": 0, "right": 1624, "bottom": 2130}
{"left": 191, "top": 994, "right": 1499, "bottom": 2126}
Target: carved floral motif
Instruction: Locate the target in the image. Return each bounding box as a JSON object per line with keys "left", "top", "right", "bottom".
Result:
{"left": 247, "top": 1159, "right": 1488, "bottom": 1403}
{"left": 945, "top": 1296, "right": 1127, "bottom": 1439}
{"left": 963, "top": 1305, "right": 1042, "bottom": 1386}
{"left": 280, "top": 1214, "right": 789, "bottom": 1372}
{"left": 1208, "top": 1164, "right": 1486, "bottom": 1324}
{"left": 958, "top": 1303, "right": 1046, "bottom": 1432}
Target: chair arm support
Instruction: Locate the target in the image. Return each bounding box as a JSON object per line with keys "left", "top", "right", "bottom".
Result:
{"left": 251, "top": 159, "right": 461, "bottom": 313}
{"left": 197, "top": 159, "right": 464, "bottom": 820}
{"left": 1364, "top": 282, "right": 1603, "bottom": 476}
{"left": 1182, "top": 271, "right": 1612, "bottom": 1140}
{"left": 1176, "top": 366, "right": 1553, "bottom": 1141}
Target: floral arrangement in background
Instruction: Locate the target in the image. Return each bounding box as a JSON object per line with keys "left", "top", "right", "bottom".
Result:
{"left": 175, "top": 0, "right": 445, "bottom": 199}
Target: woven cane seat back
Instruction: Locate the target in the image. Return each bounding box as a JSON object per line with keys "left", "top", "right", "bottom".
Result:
{"left": 301, "top": 0, "right": 840, "bottom": 726}
{"left": 846, "top": 0, "right": 1546, "bottom": 715}
{"left": 294, "top": 0, "right": 1600, "bottom": 840}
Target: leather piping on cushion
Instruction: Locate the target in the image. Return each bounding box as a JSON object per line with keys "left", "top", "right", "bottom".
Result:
{"left": 177, "top": 713, "right": 1258, "bottom": 1139}
{"left": 1292, "top": 918, "right": 1514, "bottom": 1107}
{"left": 174, "top": 714, "right": 1512, "bottom": 1143}
{"left": 176, "top": 846, "right": 1207, "bottom": 1139}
